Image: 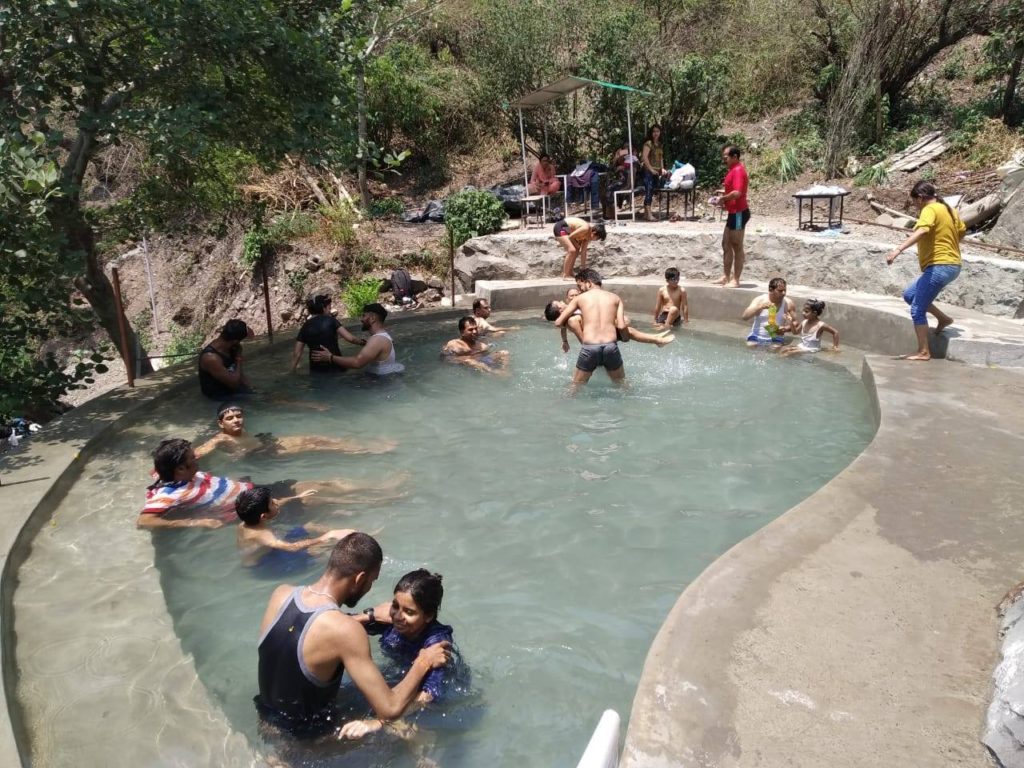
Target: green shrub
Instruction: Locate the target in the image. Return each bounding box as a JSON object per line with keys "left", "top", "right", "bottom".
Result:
{"left": 854, "top": 164, "right": 889, "bottom": 187}
{"left": 369, "top": 197, "right": 405, "bottom": 219}
{"left": 320, "top": 202, "right": 359, "bottom": 247}
{"left": 266, "top": 213, "right": 318, "bottom": 241}
{"left": 164, "top": 327, "right": 205, "bottom": 361}
{"left": 444, "top": 190, "right": 506, "bottom": 248}
{"left": 341, "top": 278, "right": 383, "bottom": 318}
{"left": 241, "top": 227, "right": 266, "bottom": 270}
{"left": 287, "top": 268, "right": 309, "bottom": 296}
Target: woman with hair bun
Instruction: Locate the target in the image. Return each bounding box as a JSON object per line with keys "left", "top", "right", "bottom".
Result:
{"left": 289, "top": 293, "right": 365, "bottom": 373}
{"left": 341, "top": 569, "right": 458, "bottom": 739}
{"left": 885, "top": 180, "right": 965, "bottom": 361}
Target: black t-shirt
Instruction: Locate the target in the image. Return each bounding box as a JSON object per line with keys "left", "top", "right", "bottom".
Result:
{"left": 297, "top": 314, "right": 342, "bottom": 372}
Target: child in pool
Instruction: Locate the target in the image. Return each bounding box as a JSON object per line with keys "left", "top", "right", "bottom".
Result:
{"left": 235, "top": 486, "right": 356, "bottom": 568}
{"left": 782, "top": 299, "right": 840, "bottom": 356}
{"left": 194, "top": 403, "right": 395, "bottom": 460}
{"left": 340, "top": 569, "right": 456, "bottom": 739}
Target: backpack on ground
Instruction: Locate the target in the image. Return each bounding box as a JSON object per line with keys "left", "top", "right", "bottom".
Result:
{"left": 390, "top": 269, "right": 416, "bottom": 306}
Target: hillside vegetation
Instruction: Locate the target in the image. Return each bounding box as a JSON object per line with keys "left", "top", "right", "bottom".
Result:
{"left": 2, "top": 0, "right": 1023, "bottom": 419}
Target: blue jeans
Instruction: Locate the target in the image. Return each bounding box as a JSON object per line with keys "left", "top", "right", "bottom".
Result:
{"left": 903, "top": 264, "right": 960, "bottom": 325}
{"left": 642, "top": 169, "right": 662, "bottom": 205}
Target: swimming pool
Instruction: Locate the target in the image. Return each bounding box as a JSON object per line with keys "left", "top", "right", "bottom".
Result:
{"left": 13, "top": 314, "right": 876, "bottom": 766}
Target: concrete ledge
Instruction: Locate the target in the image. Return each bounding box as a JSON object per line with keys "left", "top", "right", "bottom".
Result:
{"left": 477, "top": 277, "right": 1024, "bottom": 364}
{"left": 621, "top": 357, "right": 1024, "bottom": 768}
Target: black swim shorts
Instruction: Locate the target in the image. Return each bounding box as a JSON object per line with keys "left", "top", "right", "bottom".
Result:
{"left": 576, "top": 342, "right": 623, "bottom": 373}
{"left": 656, "top": 311, "right": 682, "bottom": 326}
{"left": 553, "top": 219, "right": 571, "bottom": 238}
{"left": 725, "top": 209, "right": 751, "bottom": 231}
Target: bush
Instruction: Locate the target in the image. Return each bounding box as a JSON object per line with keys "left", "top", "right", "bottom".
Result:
{"left": 320, "top": 202, "right": 359, "bottom": 247}
{"left": 369, "top": 197, "right": 405, "bottom": 219}
{"left": 444, "top": 190, "right": 506, "bottom": 248}
{"left": 241, "top": 227, "right": 267, "bottom": 271}
{"left": 341, "top": 278, "right": 383, "bottom": 318}
{"left": 164, "top": 327, "right": 205, "bottom": 361}
{"left": 854, "top": 164, "right": 889, "bottom": 187}
{"left": 266, "top": 213, "right": 318, "bottom": 241}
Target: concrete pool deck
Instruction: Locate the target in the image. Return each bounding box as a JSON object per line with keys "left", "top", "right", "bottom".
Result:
{"left": 1, "top": 283, "right": 1022, "bottom": 766}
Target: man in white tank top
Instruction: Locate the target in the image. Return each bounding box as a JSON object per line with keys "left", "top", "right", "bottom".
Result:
{"left": 311, "top": 303, "right": 404, "bottom": 375}
{"left": 741, "top": 277, "right": 797, "bottom": 348}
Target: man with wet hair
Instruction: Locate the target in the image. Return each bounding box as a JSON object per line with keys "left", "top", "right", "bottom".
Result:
{"left": 198, "top": 318, "right": 255, "bottom": 399}
{"left": 256, "top": 533, "right": 451, "bottom": 738}
{"left": 440, "top": 316, "right": 510, "bottom": 374}
{"left": 471, "top": 298, "right": 518, "bottom": 336}
{"left": 554, "top": 269, "right": 629, "bottom": 388}
{"left": 311, "top": 303, "right": 404, "bottom": 375}
{"left": 137, "top": 438, "right": 252, "bottom": 530}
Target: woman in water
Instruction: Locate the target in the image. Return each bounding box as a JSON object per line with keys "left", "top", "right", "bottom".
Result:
{"left": 885, "top": 180, "right": 965, "bottom": 361}
{"left": 340, "top": 569, "right": 456, "bottom": 739}
{"left": 289, "top": 293, "right": 366, "bottom": 374}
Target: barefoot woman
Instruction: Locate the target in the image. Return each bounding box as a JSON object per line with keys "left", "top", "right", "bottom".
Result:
{"left": 885, "top": 181, "right": 964, "bottom": 361}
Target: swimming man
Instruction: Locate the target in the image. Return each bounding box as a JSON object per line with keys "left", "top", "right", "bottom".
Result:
{"left": 441, "top": 317, "right": 510, "bottom": 375}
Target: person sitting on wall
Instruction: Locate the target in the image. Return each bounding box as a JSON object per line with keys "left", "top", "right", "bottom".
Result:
{"left": 311, "top": 303, "right": 404, "bottom": 376}
{"left": 199, "top": 319, "right": 255, "bottom": 400}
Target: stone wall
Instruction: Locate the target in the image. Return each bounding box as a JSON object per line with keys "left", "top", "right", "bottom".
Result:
{"left": 456, "top": 229, "right": 1024, "bottom": 318}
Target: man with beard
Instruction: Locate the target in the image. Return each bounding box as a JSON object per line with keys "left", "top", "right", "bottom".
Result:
{"left": 311, "top": 303, "right": 404, "bottom": 375}
{"left": 255, "top": 533, "right": 451, "bottom": 738}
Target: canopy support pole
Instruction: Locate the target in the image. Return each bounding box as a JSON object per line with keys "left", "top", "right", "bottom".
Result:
{"left": 518, "top": 108, "right": 529, "bottom": 188}
{"left": 626, "top": 94, "right": 636, "bottom": 222}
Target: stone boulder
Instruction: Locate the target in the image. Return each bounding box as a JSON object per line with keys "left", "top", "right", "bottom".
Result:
{"left": 984, "top": 597, "right": 1024, "bottom": 768}
{"left": 989, "top": 191, "right": 1024, "bottom": 250}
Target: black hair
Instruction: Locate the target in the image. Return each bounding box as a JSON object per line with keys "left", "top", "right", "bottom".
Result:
{"left": 221, "top": 319, "right": 250, "bottom": 342}
{"left": 538, "top": 153, "right": 553, "bottom": 163}
{"left": 235, "top": 486, "right": 272, "bottom": 526}
{"left": 805, "top": 299, "right": 826, "bottom": 316}
{"left": 325, "top": 532, "right": 383, "bottom": 578}
{"left": 472, "top": 298, "right": 487, "bottom": 312}
{"left": 723, "top": 145, "right": 742, "bottom": 159}
{"left": 394, "top": 569, "right": 444, "bottom": 618}
{"left": 152, "top": 438, "right": 192, "bottom": 482}
{"left": 543, "top": 301, "right": 561, "bottom": 321}
{"left": 363, "top": 302, "right": 387, "bottom": 323}
{"left": 217, "top": 403, "right": 243, "bottom": 420}
{"left": 306, "top": 294, "right": 331, "bottom": 315}
{"left": 768, "top": 277, "right": 787, "bottom": 291}
{"left": 646, "top": 124, "right": 662, "bottom": 143}
{"left": 910, "top": 180, "right": 956, "bottom": 219}
{"left": 665, "top": 267, "right": 680, "bottom": 281}
{"left": 578, "top": 268, "right": 602, "bottom": 286}
{"left": 458, "top": 315, "right": 477, "bottom": 332}
{"left": 591, "top": 222, "right": 607, "bottom": 242}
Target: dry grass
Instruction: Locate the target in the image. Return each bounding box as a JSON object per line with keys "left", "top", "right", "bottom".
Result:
{"left": 949, "top": 119, "right": 1024, "bottom": 171}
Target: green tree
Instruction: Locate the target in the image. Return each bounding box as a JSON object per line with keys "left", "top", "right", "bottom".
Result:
{"left": 0, "top": 0, "right": 349, "bottom": 376}
{"left": 985, "top": 0, "right": 1024, "bottom": 125}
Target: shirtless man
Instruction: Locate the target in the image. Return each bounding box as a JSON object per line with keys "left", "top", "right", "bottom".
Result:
{"left": 472, "top": 298, "right": 519, "bottom": 336}
{"left": 741, "top": 277, "right": 798, "bottom": 348}
{"left": 311, "top": 303, "right": 404, "bottom": 375}
{"left": 553, "top": 269, "right": 627, "bottom": 388}
{"left": 256, "top": 533, "right": 450, "bottom": 738}
{"left": 441, "top": 317, "right": 510, "bottom": 375}
{"left": 545, "top": 287, "right": 673, "bottom": 352}
{"left": 194, "top": 403, "right": 395, "bottom": 460}
{"left": 198, "top": 319, "right": 254, "bottom": 400}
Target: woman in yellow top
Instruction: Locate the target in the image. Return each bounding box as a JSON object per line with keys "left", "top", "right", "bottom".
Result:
{"left": 552, "top": 216, "right": 606, "bottom": 279}
{"left": 886, "top": 181, "right": 965, "bottom": 361}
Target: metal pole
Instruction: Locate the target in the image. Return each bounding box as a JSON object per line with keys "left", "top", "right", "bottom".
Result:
{"left": 518, "top": 107, "right": 529, "bottom": 188}
{"left": 449, "top": 225, "right": 456, "bottom": 309}
{"left": 110, "top": 267, "right": 135, "bottom": 388}
{"left": 141, "top": 233, "right": 158, "bottom": 334}
{"left": 626, "top": 94, "right": 635, "bottom": 221}
{"left": 261, "top": 254, "right": 274, "bottom": 344}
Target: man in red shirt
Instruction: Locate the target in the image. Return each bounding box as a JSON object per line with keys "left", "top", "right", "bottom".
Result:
{"left": 715, "top": 145, "right": 750, "bottom": 288}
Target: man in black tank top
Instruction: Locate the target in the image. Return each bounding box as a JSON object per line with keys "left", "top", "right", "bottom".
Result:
{"left": 199, "top": 319, "right": 254, "bottom": 399}
{"left": 256, "top": 533, "right": 451, "bottom": 738}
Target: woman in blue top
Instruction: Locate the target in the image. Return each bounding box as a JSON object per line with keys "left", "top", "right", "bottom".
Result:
{"left": 341, "top": 569, "right": 455, "bottom": 740}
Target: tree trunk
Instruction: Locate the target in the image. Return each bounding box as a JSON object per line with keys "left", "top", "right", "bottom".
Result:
{"left": 57, "top": 202, "right": 154, "bottom": 377}
{"left": 355, "top": 61, "right": 370, "bottom": 210}
{"left": 1003, "top": 45, "right": 1024, "bottom": 126}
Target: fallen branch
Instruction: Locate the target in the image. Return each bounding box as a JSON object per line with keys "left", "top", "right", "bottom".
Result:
{"left": 845, "top": 215, "right": 1024, "bottom": 258}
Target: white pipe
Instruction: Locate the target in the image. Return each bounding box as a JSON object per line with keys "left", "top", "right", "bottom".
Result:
{"left": 626, "top": 95, "right": 635, "bottom": 221}
{"left": 518, "top": 107, "right": 529, "bottom": 188}
{"left": 576, "top": 709, "right": 620, "bottom": 768}
{"left": 141, "top": 233, "right": 158, "bottom": 334}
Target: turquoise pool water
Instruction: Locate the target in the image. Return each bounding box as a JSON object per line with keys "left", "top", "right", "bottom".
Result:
{"left": 15, "top": 315, "right": 876, "bottom": 767}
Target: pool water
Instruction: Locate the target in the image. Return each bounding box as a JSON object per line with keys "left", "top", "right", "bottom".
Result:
{"left": 14, "top": 315, "right": 876, "bottom": 767}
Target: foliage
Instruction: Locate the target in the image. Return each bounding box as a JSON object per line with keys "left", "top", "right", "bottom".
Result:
{"left": 287, "top": 268, "right": 310, "bottom": 296}
{"left": 320, "top": 202, "right": 360, "bottom": 247}
{"left": 369, "top": 197, "right": 406, "bottom": 219}
{"left": 241, "top": 227, "right": 268, "bottom": 271}
{"left": 983, "top": 0, "right": 1024, "bottom": 125}
{"left": 267, "top": 213, "right": 319, "bottom": 242}
{"left": 854, "top": 164, "right": 889, "bottom": 187}
{"left": 0, "top": 133, "right": 107, "bottom": 419}
{"left": 760, "top": 146, "right": 804, "bottom": 183}
{"left": 341, "top": 278, "right": 383, "bottom": 317}
{"left": 164, "top": 327, "right": 205, "bottom": 361}
{"left": 444, "top": 190, "right": 507, "bottom": 248}
{"left": 942, "top": 51, "right": 967, "bottom": 81}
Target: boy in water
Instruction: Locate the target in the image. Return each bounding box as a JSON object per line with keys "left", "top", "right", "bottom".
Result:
{"left": 194, "top": 403, "right": 394, "bottom": 460}
{"left": 653, "top": 267, "right": 688, "bottom": 328}
{"left": 235, "top": 486, "right": 356, "bottom": 568}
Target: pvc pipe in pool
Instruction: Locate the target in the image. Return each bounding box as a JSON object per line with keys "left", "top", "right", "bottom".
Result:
{"left": 576, "top": 709, "right": 621, "bottom": 768}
